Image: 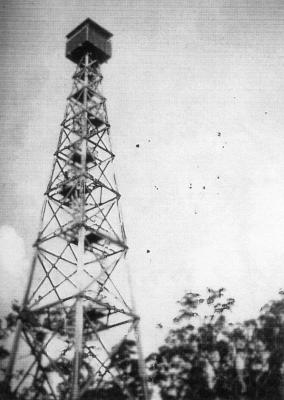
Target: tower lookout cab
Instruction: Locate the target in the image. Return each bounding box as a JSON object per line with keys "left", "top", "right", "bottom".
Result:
{"left": 66, "top": 18, "right": 112, "bottom": 64}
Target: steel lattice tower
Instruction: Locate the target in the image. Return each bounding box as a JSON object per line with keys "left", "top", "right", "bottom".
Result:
{"left": 4, "top": 19, "right": 148, "bottom": 400}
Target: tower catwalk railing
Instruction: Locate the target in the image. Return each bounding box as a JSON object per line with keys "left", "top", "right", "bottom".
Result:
{"left": 3, "top": 19, "right": 149, "bottom": 400}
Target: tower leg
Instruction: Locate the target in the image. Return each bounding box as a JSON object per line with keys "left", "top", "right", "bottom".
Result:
{"left": 4, "top": 252, "right": 38, "bottom": 388}
{"left": 71, "top": 53, "right": 88, "bottom": 399}
{"left": 135, "top": 322, "right": 150, "bottom": 400}
{"left": 71, "top": 228, "right": 85, "bottom": 400}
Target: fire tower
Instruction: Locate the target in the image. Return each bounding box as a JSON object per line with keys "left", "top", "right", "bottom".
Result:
{"left": 4, "top": 19, "right": 148, "bottom": 400}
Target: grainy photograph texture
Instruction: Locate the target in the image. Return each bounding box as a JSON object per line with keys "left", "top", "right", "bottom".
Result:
{"left": 1, "top": 1, "right": 284, "bottom": 399}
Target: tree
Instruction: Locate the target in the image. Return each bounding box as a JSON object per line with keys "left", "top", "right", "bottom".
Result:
{"left": 147, "top": 288, "right": 235, "bottom": 400}
{"left": 147, "top": 290, "right": 284, "bottom": 400}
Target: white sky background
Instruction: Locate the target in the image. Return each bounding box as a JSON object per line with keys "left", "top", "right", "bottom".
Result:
{"left": 1, "top": 0, "right": 284, "bottom": 355}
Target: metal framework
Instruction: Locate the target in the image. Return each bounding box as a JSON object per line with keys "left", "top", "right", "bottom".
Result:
{"left": 4, "top": 22, "right": 148, "bottom": 400}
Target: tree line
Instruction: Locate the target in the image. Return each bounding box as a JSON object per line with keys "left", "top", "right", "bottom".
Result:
{"left": 1, "top": 288, "right": 284, "bottom": 399}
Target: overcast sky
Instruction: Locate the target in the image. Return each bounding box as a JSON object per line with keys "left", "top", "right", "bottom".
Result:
{"left": 1, "top": 0, "right": 284, "bottom": 354}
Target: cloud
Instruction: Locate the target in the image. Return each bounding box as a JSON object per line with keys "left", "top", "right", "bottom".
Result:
{"left": 0, "top": 225, "right": 29, "bottom": 316}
